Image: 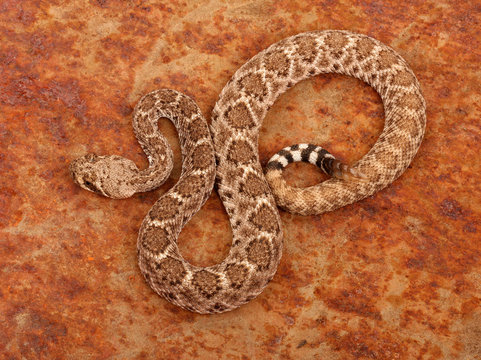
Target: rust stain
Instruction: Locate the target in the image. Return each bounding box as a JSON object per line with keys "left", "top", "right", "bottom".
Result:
{"left": 1, "top": 0, "right": 481, "bottom": 359}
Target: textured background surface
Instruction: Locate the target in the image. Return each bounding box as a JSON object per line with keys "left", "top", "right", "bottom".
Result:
{"left": 1, "top": 0, "right": 480, "bottom": 359}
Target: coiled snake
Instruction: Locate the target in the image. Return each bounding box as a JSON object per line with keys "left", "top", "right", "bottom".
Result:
{"left": 70, "top": 30, "right": 426, "bottom": 314}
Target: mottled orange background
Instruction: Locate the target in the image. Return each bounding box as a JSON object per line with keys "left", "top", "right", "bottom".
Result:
{"left": 1, "top": 0, "right": 480, "bottom": 359}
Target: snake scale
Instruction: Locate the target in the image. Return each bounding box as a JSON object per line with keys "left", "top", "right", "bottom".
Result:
{"left": 70, "top": 30, "right": 426, "bottom": 314}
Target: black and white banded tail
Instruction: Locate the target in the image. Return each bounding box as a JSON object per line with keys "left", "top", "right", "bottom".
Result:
{"left": 266, "top": 143, "right": 367, "bottom": 181}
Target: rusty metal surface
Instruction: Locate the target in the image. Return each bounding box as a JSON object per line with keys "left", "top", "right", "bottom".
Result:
{"left": 1, "top": 0, "right": 480, "bottom": 359}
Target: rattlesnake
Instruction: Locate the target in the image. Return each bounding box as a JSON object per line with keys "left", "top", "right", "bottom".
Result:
{"left": 70, "top": 30, "right": 426, "bottom": 314}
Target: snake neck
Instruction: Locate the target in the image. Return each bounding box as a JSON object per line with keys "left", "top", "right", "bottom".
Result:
{"left": 128, "top": 100, "right": 176, "bottom": 193}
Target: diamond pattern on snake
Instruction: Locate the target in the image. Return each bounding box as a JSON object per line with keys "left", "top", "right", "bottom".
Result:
{"left": 70, "top": 30, "right": 426, "bottom": 314}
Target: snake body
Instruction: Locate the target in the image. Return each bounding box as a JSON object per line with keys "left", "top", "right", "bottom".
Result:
{"left": 70, "top": 30, "right": 426, "bottom": 314}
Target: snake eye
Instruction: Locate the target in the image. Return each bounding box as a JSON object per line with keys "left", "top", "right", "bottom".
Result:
{"left": 83, "top": 179, "right": 98, "bottom": 192}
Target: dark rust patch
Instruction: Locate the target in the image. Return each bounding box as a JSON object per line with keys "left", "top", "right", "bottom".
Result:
{"left": 439, "top": 199, "right": 465, "bottom": 220}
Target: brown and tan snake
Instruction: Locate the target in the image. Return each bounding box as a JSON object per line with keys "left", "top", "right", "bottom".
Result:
{"left": 70, "top": 30, "right": 426, "bottom": 314}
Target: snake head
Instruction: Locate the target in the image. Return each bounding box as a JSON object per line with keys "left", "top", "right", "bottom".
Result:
{"left": 69, "top": 153, "right": 138, "bottom": 199}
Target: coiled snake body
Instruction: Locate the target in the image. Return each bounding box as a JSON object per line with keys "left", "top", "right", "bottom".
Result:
{"left": 70, "top": 30, "right": 426, "bottom": 314}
